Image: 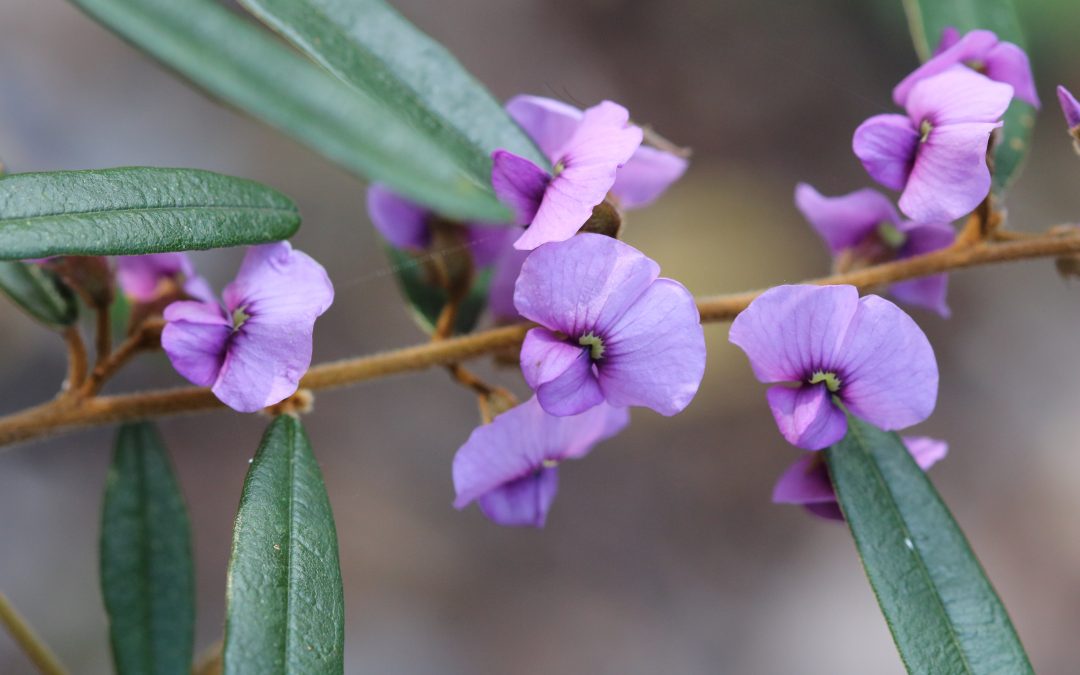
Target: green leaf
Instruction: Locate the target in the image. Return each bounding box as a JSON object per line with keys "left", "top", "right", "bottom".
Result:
{"left": 236, "top": 0, "right": 546, "bottom": 186}
{"left": 0, "top": 262, "right": 79, "bottom": 328}
{"left": 0, "top": 167, "right": 299, "bottom": 260}
{"left": 385, "top": 245, "right": 492, "bottom": 335}
{"left": 826, "top": 416, "right": 1032, "bottom": 674}
{"left": 224, "top": 415, "right": 344, "bottom": 675}
{"left": 900, "top": 0, "right": 1034, "bottom": 190}
{"left": 101, "top": 422, "right": 195, "bottom": 675}
{"left": 67, "top": 0, "right": 511, "bottom": 222}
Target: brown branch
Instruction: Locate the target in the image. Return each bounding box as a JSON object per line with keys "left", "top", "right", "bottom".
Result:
{"left": 2, "top": 230, "right": 1080, "bottom": 449}
{"left": 0, "top": 592, "right": 69, "bottom": 675}
{"left": 82, "top": 319, "right": 165, "bottom": 396}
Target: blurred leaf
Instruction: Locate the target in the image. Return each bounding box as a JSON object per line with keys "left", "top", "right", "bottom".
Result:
{"left": 385, "top": 245, "right": 491, "bottom": 335}
{"left": 901, "top": 0, "right": 1034, "bottom": 190}
{"left": 224, "top": 415, "right": 344, "bottom": 675}
{"left": 826, "top": 416, "right": 1032, "bottom": 674}
{"left": 67, "top": 0, "right": 511, "bottom": 222}
{"left": 0, "top": 168, "right": 298, "bottom": 259}
{"left": 0, "top": 262, "right": 78, "bottom": 327}
{"left": 238, "top": 0, "right": 546, "bottom": 189}
{"left": 101, "top": 422, "right": 195, "bottom": 675}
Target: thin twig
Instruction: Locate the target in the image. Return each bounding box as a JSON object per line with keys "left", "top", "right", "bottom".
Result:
{"left": 0, "top": 592, "right": 69, "bottom": 675}
{"left": 82, "top": 319, "right": 165, "bottom": 396}
{"left": 94, "top": 306, "right": 111, "bottom": 370}
{"left": 61, "top": 327, "right": 88, "bottom": 395}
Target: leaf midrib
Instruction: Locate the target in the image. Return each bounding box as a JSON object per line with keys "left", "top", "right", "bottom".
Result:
{"left": 1, "top": 203, "right": 296, "bottom": 224}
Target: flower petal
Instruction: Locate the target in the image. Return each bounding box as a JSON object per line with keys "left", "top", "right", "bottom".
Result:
{"left": 487, "top": 243, "right": 529, "bottom": 323}
{"left": 890, "top": 221, "right": 956, "bottom": 317}
{"left": 599, "top": 279, "right": 706, "bottom": 416}
{"left": 211, "top": 320, "right": 314, "bottom": 412}
{"left": 505, "top": 95, "right": 583, "bottom": 162}
{"left": 222, "top": 242, "right": 334, "bottom": 322}
{"left": 893, "top": 29, "right": 1000, "bottom": 105}
{"left": 463, "top": 224, "right": 518, "bottom": 269}
{"left": 521, "top": 329, "right": 604, "bottom": 417}
{"left": 366, "top": 184, "right": 432, "bottom": 250}
{"left": 728, "top": 284, "right": 861, "bottom": 384}
{"left": 773, "top": 454, "right": 836, "bottom": 505}
{"left": 794, "top": 184, "right": 899, "bottom": 254}
{"left": 477, "top": 469, "right": 559, "bottom": 528}
{"left": 492, "top": 150, "right": 550, "bottom": 228}
{"left": 1058, "top": 85, "right": 1080, "bottom": 129}
{"left": 906, "top": 68, "right": 1014, "bottom": 127}
{"left": 853, "top": 114, "right": 919, "bottom": 192}
{"left": 513, "top": 233, "right": 659, "bottom": 337}
{"left": 985, "top": 41, "right": 1040, "bottom": 108}
{"left": 901, "top": 435, "right": 949, "bottom": 470}
{"left": 837, "top": 295, "right": 938, "bottom": 431}
{"left": 900, "top": 121, "right": 1000, "bottom": 223}
{"left": 161, "top": 300, "right": 230, "bottom": 387}
{"left": 611, "top": 145, "right": 688, "bottom": 209}
{"left": 766, "top": 384, "right": 848, "bottom": 450}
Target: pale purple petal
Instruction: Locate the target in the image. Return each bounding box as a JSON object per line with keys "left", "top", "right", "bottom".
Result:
{"left": 520, "top": 328, "right": 605, "bottom": 416}
{"left": 513, "top": 233, "right": 659, "bottom": 337}
{"left": 794, "top": 184, "right": 899, "bottom": 254}
{"left": 1057, "top": 85, "right": 1080, "bottom": 129}
{"left": 906, "top": 68, "right": 1014, "bottom": 127}
{"left": 598, "top": 279, "right": 706, "bottom": 416}
{"left": 116, "top": 253, "right": 192, "bottom": 301}
{"left": 477, "top": 469, "right": 559, "bottom": 528}
{"left": 853, "top": 114, "right": 919, "bottom": 192}
{"left": 505, "top": 95, "right": 583, "bottom": 162}
{"left": 464, "top": 225, "right": 518, "bottom": 268}
{"left": 728, "top": 285, "right": 861, "bottom": 384}
{"left": 893, "top": 29, "right": 1000, "bottom": 105}
{"left": 934, "top": 26, "right": 961, "bottom": 55}
{"left": 222, "top": 242, "right": 334, "bottom": 322}
{"left": 182, "top": 276, "right": 217, "bottom": 304}
{"left": 900, "top": 122, "right": 1001, "bottom": 223}
{"left": 161, "top": 300, "right": 230, "bottom": 387}
{"left": 766, "top": 384, "right": 848, "bottom": 450}
{"left": 837, "top": 295, "right": 938, "bottom": 430}
{"left": 488, "top": 244, "right": 528, "bottom": 323}
{"left": 366, "top": 184, "right": 432, "bottom": 250}
{"left": 773, "top": 454, "right": 836, "bottom": 505}
{"left": 491, "top": 150, "right": 549, "bottom": 228}
{"left": 889, "top": 221, "right": 956, "bottom": 317}
{"left": 902, "top": 435, "right": 949, "bottom": 470}
{"left": 611, "top": 146, "right": 688, "bottom": 209}
{"left": 985, "top": 41, "right": 1040, "bottom": 108}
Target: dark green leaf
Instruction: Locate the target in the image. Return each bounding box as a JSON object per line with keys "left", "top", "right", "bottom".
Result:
{"left": 101, "top": 422, "right": 195, "bottom": 675}
{"left": 0, "top": 262, "right": 78, "bottom": 327}
{"left": 224, "top": 416, "right": 344, "bottom": 675}
{"left": 237, "top": 0, "right": 546, "bottom": 186}
{"left": 67, "top": 0, "right": 511, "bottom": 221}
{"left": 0, "top": 168, "right": 299, "bottom": 260}
{"left": 385, "top": 245, "right": 492, "bottom": 335}
{"left": 900, "top": 0, "right": 1034, "bottom": 189}
{"left": 826, "top": 416, "right": 1032, "bottom": 674}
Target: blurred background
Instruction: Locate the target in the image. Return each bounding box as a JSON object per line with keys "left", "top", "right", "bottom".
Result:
{"left": 3, "top": 0, "right": 1080, "bottom": 672}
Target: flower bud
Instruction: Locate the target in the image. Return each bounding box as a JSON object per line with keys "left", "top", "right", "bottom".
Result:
{"left": 1057, "top": 86, "right": 1080, "bottom": 153}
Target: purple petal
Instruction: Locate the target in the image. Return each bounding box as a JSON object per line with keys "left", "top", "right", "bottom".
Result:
{"left": 487, "top": 243, "right": 528, "bottom": 323}
{"left": 934, "top": 26, "right": 961, "bottom": 55}
{"left": 598, "top": 279, "right": 706, "bottom": 416}
{"left": 464, "top": 224, "right": 518, "bottom": 268}
{"left": 837, "top": 295, "right": 938, "bottom": 431}
{"left": 513, "top": 233, "right": 659, "bottom": 337}
{"left": 161, "top": 300, "right": 230, "bottom": 387}
{"left": 1057, "top": 85, "right": 1080, "bottom": 129}
{"left": 804, "top": 502, "right": 845, "bottom": 521}
{"left": 893, "top": 29, "right": 1000, "bottom": 105}
{"left": 222, "top": 242, "right": 334, "bottom": 322}
{"left": 611, "top": 145, "right": 689, "bottom": 210}
{"left": 491, "top": 150, "right": 549, "bottom": 227}
{"left": 901, "top": 435, "right": 949, "bottom": 470}
{"left": 773, "top": 454, "right": 836, "bottom": 505}
{"left": 906, "top": 68, "right": 1014, "bottom": 127}
{"left": 366, "top": 184, "right": 432, "bottom": 251}
{"left": 520, "top": 328, "right": 605, "bottom": 416}
{"left": 794, "top": 184, "right": 899, "bottom": 254}
{"left": 514, "top": 101, "right": 643, "bottom": 250}
{"left": 901, "top": 121, "right": 1000, "bottom": 223}
{"left": 985, "top": 41, "right": 1040, "bottom": 108}
{"left": 477, "top": 468, "right": 559, "bottom": 528}
{"left": 766, "top": 384, "right": 848, "bottom": 450}
{"left": 505, "top": 95, "right": 583, "bottom": 162}
{"left": 116, "top": 253, "right": 192, "bottom": 301}
{"left": 728, "top": 284, "right": 861, "bottom": 384}
{"left": 853, "top": 114, "right": 918, "bottom": 192}
{"left": 890, "top": 221, "right": 956, "bottom": 317}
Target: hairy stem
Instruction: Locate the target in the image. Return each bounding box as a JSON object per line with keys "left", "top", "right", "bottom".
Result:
{"left": 0, "top": 592, "right": 69, "bottom": 675}
{"left": 2, "top": 230, "right": 1079, "bottom": 449}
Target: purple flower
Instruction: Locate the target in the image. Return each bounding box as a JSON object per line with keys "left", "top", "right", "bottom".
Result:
{"left": 488, "top": 245, "right": 530, "bottom": 324}
{"left": 492, "top": 100, "right": 644, "bottom": 250}
{"left": 514, "top": 233, "right": 706, "bottom": 417}
{"left": 853, "top": 68, "right": 1013, "bottom": 223}
{"left": 453, "top": 396, "right": 629, "bottom": 527}
{"left": 773, "top": 436, "right": 948, "bottom": 520}
{"left": 115, "top": 253, "right": 214, "bottom": 303}
{"left": 366, "top": 184, "right": 515, "bottom": 267}
{"left": 728, "top": 285, "right": 938, "bottom": 450}
{"left": 894, "top": 28, "right": 1039, "bottom": 108}
{"left": 1057, "top": 85, "right": 1080, "bottom": 131}
{"left": 795, "top": 183, "right": 955, "bottom": 317}
{"left": 161, "top": 242, "right": 334, "bottom": 413}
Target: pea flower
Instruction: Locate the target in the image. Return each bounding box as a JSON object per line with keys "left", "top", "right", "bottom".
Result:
{"left": 728, "top": 285, "right": 938, "bottom": 450}
{"left": 853, "top": 68, "right": 1013, "bottom": 223}
{"left": 1057, "top": 85, "right": 1080, "bottom": 133}
{"left": 492, "top": 100, "right": 643, "bottom": 250}
{"left": 514, "top": 233, "right": 705, "bottom": 417}
{"left": 773, "top": 436, "right": 948, "bottom": 520}
{"left": 453, "top": 396, "right": 629, "bottom": 527}
{"left": 161, "top": 242, "right": 334, "bottom": 413}
{"left": 894, "top": 27, "right": 1039, "bottom": 108}
{"left": 115, "top": 253, "right": 213, "bottom": 303}
{"left": 795, "top": 183, "right": 955, "bottom": 317}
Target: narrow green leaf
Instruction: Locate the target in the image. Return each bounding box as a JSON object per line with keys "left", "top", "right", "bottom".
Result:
{"left": 385, "top": 245, "right": 492, "bottom": 335}
{"left": 900, "top": 0, "right": 1034, "bottom": 189}
{"left": 237, "top": 0, "right": 546, "bottom": 184}
{"left": 0, "top": 262, "right": 78, "bottom": 327}
{"left": 826, "top": 416, "right": 1032, "bottom": 674}
{"left": 0, "top": 167, "right": 299, "bottom": 259}
{"left": 101, "top": 422, "right": 195, "bottom": 675}
{"left": 224, "top": 416, "right": 344, "bottom": 675}
{"left": 67, "top": 0, "right": 511, "bottom": 222}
